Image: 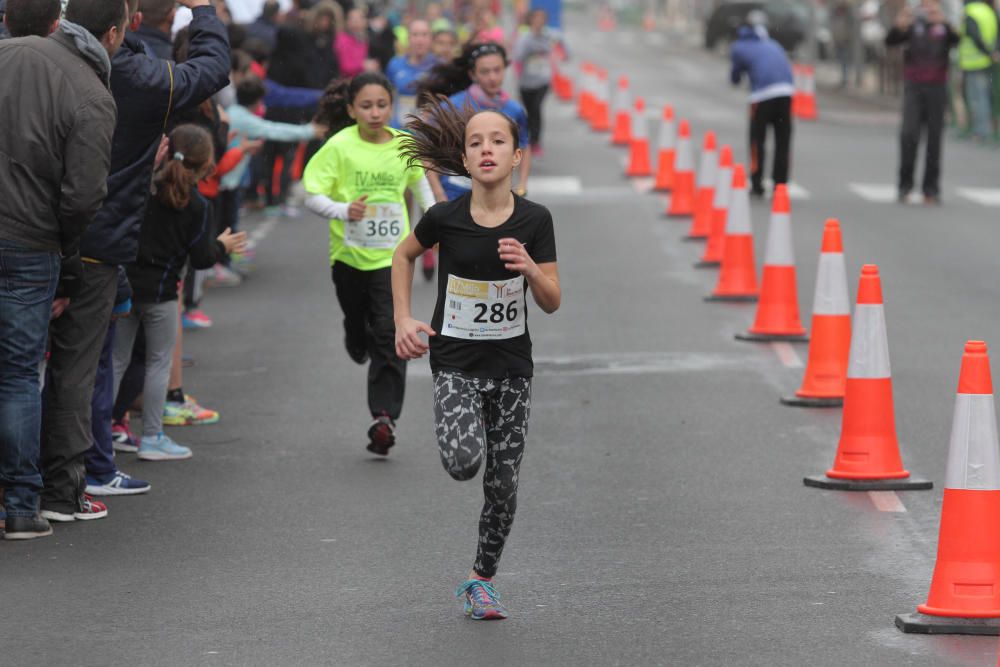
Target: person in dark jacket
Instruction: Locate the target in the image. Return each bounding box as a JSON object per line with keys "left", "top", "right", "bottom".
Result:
{"left": 0, "top": 0, "right": 124, "bottom": 539}
{"left": 39, "top": 0, "right": 230, "bottom": 523}
{"left": 246, "top": 0, "right": 281, "bottom": 53}
{"left": 730, "top": 12, "right": 795, "bottom": 198}
{"left": 885, "top": 1, "right": 958, "bottom": 204}
{"left": 1, "top": 0, "right": 60, "bottom": 38}
{"left": 134, "top": 0, "right": 176, "bottom": 60}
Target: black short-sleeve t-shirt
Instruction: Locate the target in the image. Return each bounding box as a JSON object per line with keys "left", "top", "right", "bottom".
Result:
{"left": 413, "top": 192, "right": 557, "bottom": 378}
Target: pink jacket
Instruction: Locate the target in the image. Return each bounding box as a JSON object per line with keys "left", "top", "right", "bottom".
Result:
{"left": 335, "top": 32, "right": 368, "bottom": 77}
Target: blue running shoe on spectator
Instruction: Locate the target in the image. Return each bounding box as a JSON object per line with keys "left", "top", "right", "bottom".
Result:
{"left": 85, "top": 471, "right": 151, "bottom": 496}
{"left": 455, "top": 578, "right": 509, "bottom": 620}
{"left": 138, "top": 433, "right": 192, "bottom": 461}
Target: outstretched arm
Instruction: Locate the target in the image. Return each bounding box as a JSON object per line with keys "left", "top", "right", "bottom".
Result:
{"left": 392, "top": 234, "right": 437, "bottom": 359}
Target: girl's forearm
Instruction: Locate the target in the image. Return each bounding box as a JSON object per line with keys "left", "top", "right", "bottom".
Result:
{"left": 526, "top": 269, "right": 560, "bottom": 313}
{"left": 392, "top": 251, "right": 417, "bottom": 323}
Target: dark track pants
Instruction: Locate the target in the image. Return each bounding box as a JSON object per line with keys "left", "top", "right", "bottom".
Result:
{"left": 749, "top": 95, "right": 793, "bottom": 195}
{"left": 331, "top": 262, "right": 405, "bottom": 420}
{"left": 899, "top": 81, "right": 947, "bottom": 198}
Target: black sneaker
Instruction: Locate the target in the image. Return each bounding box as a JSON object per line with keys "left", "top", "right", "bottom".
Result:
{"left": 366, "top": 414, "right": 396, "bottom": 456}
{"left": 345, "top": 336, "right": 369, "bottom": 365}
{"left": 4, "top": 514, "right": 53, "bottom": 541}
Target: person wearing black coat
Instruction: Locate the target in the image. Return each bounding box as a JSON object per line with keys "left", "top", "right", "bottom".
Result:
{"left": 39, "top": 0, "right": 230, "bottom": 520}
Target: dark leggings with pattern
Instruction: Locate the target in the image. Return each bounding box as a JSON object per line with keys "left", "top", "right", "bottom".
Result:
{"left": 433, "top": 371, "right": 531, "bottom": 578}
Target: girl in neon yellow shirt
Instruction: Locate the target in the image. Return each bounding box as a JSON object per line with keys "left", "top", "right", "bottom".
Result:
{"left": 303, "top": 72, "right": 438, "bottom": 456}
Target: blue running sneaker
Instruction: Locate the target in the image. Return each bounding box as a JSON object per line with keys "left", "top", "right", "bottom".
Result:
{"left": 85, "top": 470, "right": 152, "bottom": 496}
{"left": 138, "top": 433, "right": 192, "bottom": 461}
{"left": 455, "top": 578, "right": 508, "bottom": 620}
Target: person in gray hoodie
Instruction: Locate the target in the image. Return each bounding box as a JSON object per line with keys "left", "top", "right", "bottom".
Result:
{"left": 0, "top": 0, "right": 126, "bottom": 540}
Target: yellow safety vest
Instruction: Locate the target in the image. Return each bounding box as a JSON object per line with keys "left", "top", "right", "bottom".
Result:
{"left": 959, "top": 2, "right": 998, "bottom": 71}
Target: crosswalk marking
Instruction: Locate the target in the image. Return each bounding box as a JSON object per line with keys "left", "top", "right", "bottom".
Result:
{"left": 850, "top": 183, "right": 1000, "bottom": 206}
{"left": 529, "top": 176, "right": 583, "bottom": 195}
{"left": 848, "top": 183, "right": 900, "bottom": 203}
{"left": 956, "top": 187, "right": 1000, "bottom": 207}
{"left": 764, "top": 180, "right": 811, "bottom": 200}
{"left": 868, "top": 491, "right": 906, "bottom": 513}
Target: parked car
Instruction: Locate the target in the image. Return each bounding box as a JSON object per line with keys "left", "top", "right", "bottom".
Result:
{"left": 704, "top": 0, "right": 809, "bottom": 53}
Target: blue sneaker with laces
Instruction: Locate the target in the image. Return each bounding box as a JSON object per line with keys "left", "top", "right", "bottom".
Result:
{"left": 85, "top": 470, "right": 152, "bottom": 496}
{"left": 455, "top": 578, "right": 508, "bottom": 620}
{"left": 138, "top": 433, "right": 192, "bottom": 461}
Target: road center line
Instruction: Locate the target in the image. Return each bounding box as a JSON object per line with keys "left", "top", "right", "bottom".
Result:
{"left": 771, "top": 341, "right": 803, "bottom": 368}
{"left": 868, "top": 491, "right": 906, "bottom": 512}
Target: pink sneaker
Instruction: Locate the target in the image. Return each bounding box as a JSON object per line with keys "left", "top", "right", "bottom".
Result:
{"left": 112, "top": 416, "right": 138, "bottom": 453}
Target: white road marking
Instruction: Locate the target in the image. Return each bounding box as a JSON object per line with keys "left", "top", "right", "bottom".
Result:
{"left": 632, "top": 177, "right": 655, "bottom": 194}
{"left": 529, "top": 176, "right": 583, "bottom": 195}
{"left": 764, "top": 179, "right": 811, "bottom": 200}
{"left": 848, "top": 183, "right": 924, "bottom": 204}
{"left": 248, "top": 218, "right": 278, "bottom": 249}
{"left": 771, "top": 342, "right": 804, "bottom": 368}
{"left": 868, "top": 491, "right": 906, "bottom": 512}
{"left": 956, "top": 187, "right": 1000, "bottom": 207}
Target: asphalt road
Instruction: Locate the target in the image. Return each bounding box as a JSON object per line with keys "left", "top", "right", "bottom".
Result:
{"left": 5, "top": 10, "right": 1000, "bottom": 667}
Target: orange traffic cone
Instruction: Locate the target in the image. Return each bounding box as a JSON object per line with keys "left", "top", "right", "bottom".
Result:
{"left": 735, "top": 184, "right": 807, "bottom": 341}
{"left": 791, "top": 64, "right": 804, "bottom": 117}
{"left": 695, "top": 146, "right": 733, "bottom": 268}
{"left": 685, "top": 131, "right": 717, "bottom": 240}
{"left": 665, "top": 119, "right": 694, "bottom": 216}
{"left": 590, "top": 69, "right": 611, "bottom": 133}
{"left": 610, "top": 76, "right": 632, "bottom": 145}
{"left": 781, "top": 219, "right": 851, "bottom": 407}
{"left": 705, "top": 164, "right": 757, "bottom": 301}
{"left": 642, "top": 9, "right": 655, "bottom": 32}
{"left": 625, "top": 98, "right": 652, "bottom": 177}
{"left": 652, "top": 105, "right": 676, "bottom": 192}
{"left": 577, "top": 63, "right": 594, "bottom": 121}
{"left": 598, "top": 5, "right": 616, "bottom": 31}
{"left": 795, "top": 65, "right": 818, "bottom": 121}
{"left": 804, "top": 265, "right": 931, "bottom": 491}
{"left": 897, "top": 341, "right": 1000, "bottom": 634}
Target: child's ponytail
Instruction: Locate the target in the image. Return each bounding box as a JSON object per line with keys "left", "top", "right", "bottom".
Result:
{"left": 155, "top": 124, "right": 215, "bottom": 210}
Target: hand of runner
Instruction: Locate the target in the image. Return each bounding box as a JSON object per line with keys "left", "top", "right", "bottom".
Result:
{"left": 217, "top": 227, "right": 249, "bottom": 254}
{"left": 239, "top": 138, "right": 264, "bottom": 155}
{"left": 395, "top": 317, "right": 436, "bottom": 360}
{"left": 348, "top": 194, "right": 370, "bottom": 221}
{"left": 498, "top": 238, "right": 538, "bottom": 278}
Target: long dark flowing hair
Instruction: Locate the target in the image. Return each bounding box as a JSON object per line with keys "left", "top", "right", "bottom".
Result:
{"left": 399, "top": 97, "right": 520, "bottom": 178}
{"left": 416, "top": 41, "right": 508, "bottom": 107}
{"left": 314, "top": 72, "right": 394, "bottom": 140}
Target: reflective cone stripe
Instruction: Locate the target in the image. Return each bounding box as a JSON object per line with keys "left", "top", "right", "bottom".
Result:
{"left": 610, "top": 76, "right": 632, "bottom": 145}
{"left": 652, "top": 105, "right": 677, "bottom": 191}
{"left": 708, "top": 164, "right": 758, "bottom": 299}
{"left": 625, "top": 98, "right": 652, "bottom": 177}
{"left": 666, "top": 119, "right": 695, "bottom": 216}
{"left": 590, "top": 69, "right": 611, "bottom": 132}
{"left": 792, "top": 219, "right": 851, "bottom": 400}
{"left": 743, "top": 184, "right": 806, "bottom": 337}
{"left": 796, "top": 65, "right": 818, "bottom": 120}
{"left": 916, "top": 341, "right": 1000, "bottom": 618}
{"left": 826, "top": 265, "right": 911, "bottom": 480}
{"left": 699, "top": 146, "right": 732, "bottom": 265}
{"left": 686, "top": 131, "right": 717, "bottom": 238}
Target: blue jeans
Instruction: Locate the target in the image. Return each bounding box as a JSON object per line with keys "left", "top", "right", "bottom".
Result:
{"left": 964, "top": 68, "right": 993, "bottom": 139}
{"left": 0, "top": 240, "right": 59, "bottom": 517}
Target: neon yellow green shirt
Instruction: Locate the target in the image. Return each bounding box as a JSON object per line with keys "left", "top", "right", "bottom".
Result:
{"left": 303, "top": 125, "right": 424, "bottom": 270}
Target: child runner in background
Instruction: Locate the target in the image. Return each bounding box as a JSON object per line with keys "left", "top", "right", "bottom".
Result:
{"left": 387, "top": 19, "right": 443, "bottom": 282}
{"left": 511, "top": 8, "right": 566, "bottom": 158}
{"left": 112, "top": 125, "right": 248, "bottom": 461}
{"left": 392, "top": 103, "right": 561, "bottom": 620}
{"left": 303, "top": 73, "right": 438, "bottom": 456}
{"left": 431, "top": 26, "right": 459, "bottom": 62}
{"left": 419, "top": 42, "right": 531, "bottom": 200}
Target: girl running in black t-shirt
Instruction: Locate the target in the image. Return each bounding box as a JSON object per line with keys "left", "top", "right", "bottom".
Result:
{"left": 392, "top": 101, "right": 561, "bottom": 620}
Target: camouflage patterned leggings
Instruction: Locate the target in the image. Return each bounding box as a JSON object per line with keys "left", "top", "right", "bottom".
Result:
{"left": 433, "top": 371, "right": 532, "bottom": 579}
